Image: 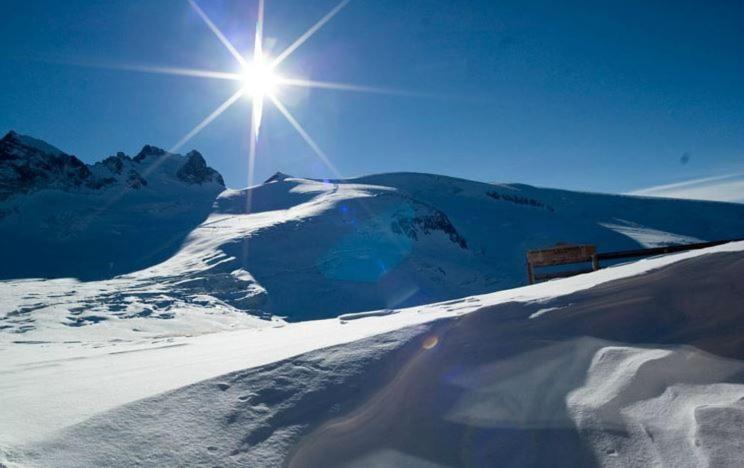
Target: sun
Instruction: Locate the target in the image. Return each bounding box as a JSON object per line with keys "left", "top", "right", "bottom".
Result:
{"left": 240, "top": 59, "right": 280, "bottom": 97}
{"left": 83, "top": 0, "right": 419, "bottom": 204}
{"left": 142, "top": 0, "right": 412, "bottom": 187}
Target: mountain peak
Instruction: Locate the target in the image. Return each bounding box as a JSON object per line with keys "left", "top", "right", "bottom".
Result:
{"left": 177, "top": 150, "right": 225, "bottom": 186}
{"left": 264, "top": 171, "right": 293, "bottom": 184}
{"left": 133, "top": 144, "right": 167, "bottom": 162}
{"left": 0, "top": 131, "right": 93, "bottom": 199}
{"left": 0, "top": 132, "right": 226, "bottom": 199}
{"left": 2, "top": 130, "right": 66, "bottom": 157}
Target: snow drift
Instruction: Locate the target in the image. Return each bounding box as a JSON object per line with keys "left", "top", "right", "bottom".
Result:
{"left": 4, "top": 243, "right": 744, "bottom": 467}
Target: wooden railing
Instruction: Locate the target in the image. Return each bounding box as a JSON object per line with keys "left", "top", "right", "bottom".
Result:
{"left": 527, "top": 238, "right": 744, "bottom": 284}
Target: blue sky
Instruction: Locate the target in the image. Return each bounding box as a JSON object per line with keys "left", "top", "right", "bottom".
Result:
{"left": 2, "top": 0, "right": 743, "bottom": 199}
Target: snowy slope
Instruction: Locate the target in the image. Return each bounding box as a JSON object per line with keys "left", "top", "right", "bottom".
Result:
{"left": 2, "top": 132, "right": 744, "bottom": 341}
{"left": 2, "top": 242, "right": 743, "bottom": 467}
{"left": 208, "top": 172, "right": 744, "bottom": 321}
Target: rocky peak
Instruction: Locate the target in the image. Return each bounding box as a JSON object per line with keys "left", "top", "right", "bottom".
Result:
{"left": 0, "top": 131, "right": 95, "bottom": 200}
{"left": 1, "top": 130, "right": 66, "bottom": 157}
{"left": 176, "top": 150, "right": 225, "bottom": 186}
{"left": 133, "top": 145, "right": 167, "bottom": 162}
{"left": 0, "top": 132, "right": 226, "bottom": 200}
{"left": 100, "top": 152, "right": 132, "bottom": 175}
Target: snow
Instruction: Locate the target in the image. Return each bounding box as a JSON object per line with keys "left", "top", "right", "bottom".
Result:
{"left": 528, "top": 306, "right": 562, "bottom": 319}
{"left": 600, "top": 219, "right": 704, "bottom": 247}
{"left": 4, "top": 171, "right": 744, "bottom": 339}
{"left": 2, "top": 241, "right": 744, "bottom": 467}
{"left": 4, "top": 135, "right": 744, "bottom": 466}
{"left": 568, "top": 347, "right": 744, "bottom": 467}
{"left": 8, "top": 131, "right": 65, "bottom": 156}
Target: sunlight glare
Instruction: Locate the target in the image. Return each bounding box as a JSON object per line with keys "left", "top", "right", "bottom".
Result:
{"left": 240, "top": 60, "right": 280, "bottom": 98}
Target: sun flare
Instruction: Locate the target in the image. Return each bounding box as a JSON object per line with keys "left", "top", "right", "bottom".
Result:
{"left": 145, "top": 0, "right": 410, "bottom": 190}
{"left": 240, "top": 59, "right": 280, "bottom": 98}
{"left": 86, "top": 0, "right": 417, "bottom": 191}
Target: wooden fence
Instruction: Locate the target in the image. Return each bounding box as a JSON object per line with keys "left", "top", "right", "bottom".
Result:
{"left": 526, "top": 238, "right": 744, "bottom": 284}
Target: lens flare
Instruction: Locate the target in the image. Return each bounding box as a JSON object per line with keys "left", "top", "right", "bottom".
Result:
{"left": 422, "top": 336, "right": 439, "bottom": 350}
{"left": 240, "top": 60, "right": 280, "bottom": 98}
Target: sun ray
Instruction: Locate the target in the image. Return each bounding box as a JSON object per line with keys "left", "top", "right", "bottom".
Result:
{"left": 254, "top": 0, "right": 265, "bottom": 60}
{"left": 268, "top": 93, "right": 341, "bottom": 177}
{"left": 242, "top": 0, "right": 266, "bottom": 218}
{"left": 251, "top": 95, "right": 265, "bottom": 140}
{"left": 270, "top": 0, "right": 352, "bottom": 68}
{"left": 188, "top": 0, "right": 248, "bottom": 68}
{"left": 278, "top": 77, "right": 432, "bottom": 97}
{"left": 51, "top": 58, "right": 242, "bottom": 81}
{"left": 244, "top": 97, "right": 261, "bottom": 215}
{"left": 104, "top": 63, "right": 241, "bottom": 81}
{"left": 170, "top": 88, "right": 245, "bottom": 153}
{"left": 248, "top": 0, "right": 265, "bottom": 182}
{"left": 248, "top": 105, "right": 259, "bottom": 182}
{"left": 76, "top": 89, "right": 245, "bottom": 236}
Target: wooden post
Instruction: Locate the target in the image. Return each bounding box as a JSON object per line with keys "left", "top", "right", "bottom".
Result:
{"left": 527, "top": 261, "right": 535, "bottom": 284}
{"left": 591, "top": 254, "right": 599, "bottom": 271}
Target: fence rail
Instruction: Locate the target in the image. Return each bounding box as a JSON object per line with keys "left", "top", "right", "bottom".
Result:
{"left": 527, "top": 237, "right": 744, "bottom": 284}
{"left": 595, "top": 238, "right": 743, "bottom": 261}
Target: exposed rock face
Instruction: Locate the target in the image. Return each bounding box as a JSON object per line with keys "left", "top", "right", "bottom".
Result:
{"left": 486, "top": 190, "right": 554, "bottom": 211}
{"left": 0, "top": 131, "right": 97, "bottom": 199}
{"left": 133, "top": 144, "right": 166, "bottom": 162}
{"left": 100, "top": 153, "right": 128, "bottom": 175}
{"left": 126, "top": 169, "right": 148, "bottom": 189}
{"left": 391, "top": 204, "right": 468, "bottom": 249}
{"left": 0, "top": 131, "right": 225, "bottom": 201}
{"left": 177, "top": 151, "right": 225, "bottom": 186}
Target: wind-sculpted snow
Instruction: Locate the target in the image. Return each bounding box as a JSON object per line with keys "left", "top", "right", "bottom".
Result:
{"left": 5, "top": 245, "right": 744, "bottom": 467}
{"left": 11, "top": 327, "right": 428, "bottom": 468}
{"left": 568, "top": 346, "right": 744, "bottom": 467}
{"left": 599, "top": 219, "right": 704, "bottom": 247}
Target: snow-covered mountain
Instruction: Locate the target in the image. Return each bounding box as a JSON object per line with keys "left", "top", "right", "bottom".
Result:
{"left": 0, "top": 130, "right": 223, "bottom": 199}
{"left": 0, "top": 131, "right": 224, "bottom": 280}
{"left": 2, "top": 132, "right": 744, "bottom": 340}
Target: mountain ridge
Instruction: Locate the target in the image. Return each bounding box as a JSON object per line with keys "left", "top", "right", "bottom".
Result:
{"left": 0, "top": 131, "right": 224, "bottom": 202}
{"left": 2, "top": 133, "right": 744, "bottom": 337}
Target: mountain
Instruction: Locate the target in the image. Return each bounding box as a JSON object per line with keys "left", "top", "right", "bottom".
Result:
{"left": 0, "top": 131, "right": 224, "bottom": 280}
{"left": 2, "top": 132, "right": 744, "bottom": 341}
{"left": 0, "top": 131, "right": 223, "bottom": 199}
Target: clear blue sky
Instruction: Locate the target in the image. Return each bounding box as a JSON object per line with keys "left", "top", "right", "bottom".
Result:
{"left": 2, "top": 0, "right": 743, "bottom": 196}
